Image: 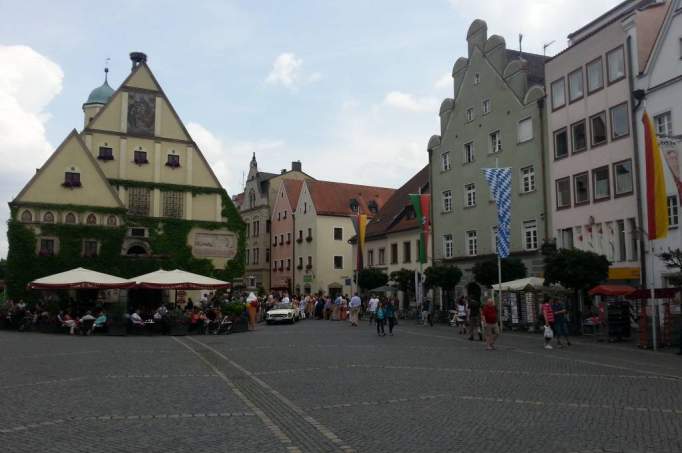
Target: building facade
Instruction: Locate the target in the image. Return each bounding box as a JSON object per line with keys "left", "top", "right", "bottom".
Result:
{"left": 237, "top": 157, "right": 311, "bottom": 291}
{"left": 353, "top": 165, "right": 431, "bottom": 306}
{"left": 545, "top": 1, "right": 663, "bottom": 284}
{"left": 7, "top": 52, "right": 244, "bottom": 298}
{"left": 270, "top": 179, "right": 303, "bottom": 293}
{"left": 629, "top": 0, "right": 682, "bottom": 287}
{"left": 293, "top": 181, "right": 394, "bottom": 297}
{"left": 429, "top": 19, "right": 549, "bottom": 297}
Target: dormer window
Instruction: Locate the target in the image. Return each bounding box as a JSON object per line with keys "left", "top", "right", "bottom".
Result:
{"left": 98, "top": 146, "right": 114, "bottom": 161}
{"left": 63, "top": 172, "right": 81, "bottom": 188}
{"left": 368, "top": 200, "right": 378, "bottom": 214}
{"left": 350, "top": 199, "right": 359, "bottom": 213}
{"left": 166, "top": 154, "right": 180, "bottom": 168}
{"left": 134, "top": 150, "right": 148, "bottom": 165}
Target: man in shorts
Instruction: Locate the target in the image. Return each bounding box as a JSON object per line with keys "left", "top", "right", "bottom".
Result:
{"left": 482, "top": 298, "right": 498, "bottom": 350}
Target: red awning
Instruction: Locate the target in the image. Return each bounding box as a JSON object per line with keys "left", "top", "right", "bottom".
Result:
{"left": 588, "top": 284, "right": 636, "bottom": 297}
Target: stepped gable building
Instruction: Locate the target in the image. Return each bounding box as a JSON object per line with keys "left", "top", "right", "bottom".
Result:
{"left": 546, "top": 0, "right": 668, "bottom": 285}
{"left": 428, "top": 19, "right": 549, "bottom": 299}
{"left": 293, "top": 180, "right": 395, "bottom": 297}
{"left": 7, "top": 52, "right": 243, "bottom": 298}
{"left": 238, "top": 155, "right": 312, "bottom": 291}
{"left": 270, "top": 179, "right": 304, "bottom": 293}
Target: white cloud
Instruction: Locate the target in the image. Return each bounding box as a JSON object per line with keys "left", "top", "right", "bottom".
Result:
{"left": 0, "top": 45, "right": 63, "bottom": 257}
{"left": 434, "top": 73, "right": 452, "bottom": 90}
{"left": 187, "top": 121, "right": 284, "bottom": 195}
{"left": 448, "top": 0, "right": 622, "bottom": 55}
{"left": 265, "top": 52, "right": 320, "bottom": 89}
{"left": 384, "top": 91, "right": 438, "bottom": 113}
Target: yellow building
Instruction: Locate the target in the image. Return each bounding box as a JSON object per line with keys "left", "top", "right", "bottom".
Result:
{"left": 6, "top": 52, "right": 244, "bottom": 299}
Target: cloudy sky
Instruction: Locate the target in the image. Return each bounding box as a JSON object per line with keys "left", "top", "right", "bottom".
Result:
{"left": 0, "top": 0, "right": 621, "bottom": 256}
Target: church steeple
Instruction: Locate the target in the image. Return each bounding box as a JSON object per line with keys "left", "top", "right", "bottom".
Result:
{"left": 247, "top": 152, "right": 258, "bottom": 181}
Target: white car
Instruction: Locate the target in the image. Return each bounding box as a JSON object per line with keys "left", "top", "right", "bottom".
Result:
{"left": 266, "top": 303, "right": 299, "bottom": 324}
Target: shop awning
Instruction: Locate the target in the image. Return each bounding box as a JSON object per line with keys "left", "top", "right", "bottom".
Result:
{"left": 29, "top": 267, "right": 134, "bottom": 289}
{"left": 492, "top": 277, "right": 562, "bottom": 291}
{"left": 587, "top": 284, "right": 636, "bottom": 297}
{"left": 129, "top": 269, "right": 231, "bottom": 290}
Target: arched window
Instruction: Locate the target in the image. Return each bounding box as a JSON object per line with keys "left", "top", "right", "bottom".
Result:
{"left": 107, "top": 215, "right": 117, "bottom": 226}
{"left": 126, "top": 245, "right": 148, "bottom": 256}
{"left": 20, "top": 210, "right": 32, "bottom": 223}
{"left": 43, "top": 211, "right": 54, "bottom": 223}
{"left": 86, "top": 214, "right": 97, "bottom": 225}
{"left": 248, "top": 189, "right": 256, "bottom": 208}
{"left": 64, "top": 213, "right": 77, "bottom": 224}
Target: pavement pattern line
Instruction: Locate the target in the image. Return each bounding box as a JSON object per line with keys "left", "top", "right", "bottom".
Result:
{"left": 182, "top": 336, "right": 356, "bottom": 453}
{"left": 304, "top": 391, "right": 682, "bottom": 415}
{"left": 399, "top": 327, "right": 682, "bottom": 380}
{"left": 0, "top": 412, "right": 255, "bottom": 435}
{"left": 172, "top": 336, "right": 298, "bottom": 451}
{"left": 251, "top": 363, "right": 680, "bottom": 381}
{"left": 0, "top": 373, "right": 219, "bottom": 390}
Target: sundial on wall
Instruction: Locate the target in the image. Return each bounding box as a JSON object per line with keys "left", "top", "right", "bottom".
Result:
{"left": 127, "top": 91, "right": 155, "bottom": 136}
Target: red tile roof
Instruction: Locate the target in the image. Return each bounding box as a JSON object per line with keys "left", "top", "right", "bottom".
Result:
{"left": 365, "top": 165, "right": 430, "bottom": 239}
{"left": 282, "top": 179, "right": 303, "bottom": 210}
{"left": 307, "top": 180, "right": 395, "bottom": 217}
{"left": 232, "top": 192, "right": 244, "bottom": 208}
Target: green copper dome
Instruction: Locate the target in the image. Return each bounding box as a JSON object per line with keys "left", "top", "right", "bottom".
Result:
{"left": 84, "top": 80, "right": 114, "bottom": 106}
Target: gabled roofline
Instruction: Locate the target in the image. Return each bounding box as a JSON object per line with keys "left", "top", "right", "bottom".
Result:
{"left": 12, "top": 129, "right": 125, "bottom": 210}
{"left": 640, "top": 0, "right": 677, "bottom": 76}
{"left": 81, "top": 60, "right": 226, "bottom": 194}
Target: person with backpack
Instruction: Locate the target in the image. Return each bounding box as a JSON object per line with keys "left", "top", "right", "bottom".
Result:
{"left": 385, "top": 298, "right": 397, "bottom": 336}
{"left": 375, "top": 300, "right": 386, "bottom": 336}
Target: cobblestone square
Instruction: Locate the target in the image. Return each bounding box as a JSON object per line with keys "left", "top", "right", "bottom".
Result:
{"left": 1, "top": 321, "right": 680, "bottom": 453}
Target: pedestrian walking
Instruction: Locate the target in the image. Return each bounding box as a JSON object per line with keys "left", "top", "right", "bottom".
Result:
{"left": 541, "top": 298, "right": 555, "bottom": 336}
{"left": 367, "top": 294, "right": 378, "bottom": 324}
{"left": 246, "top": 292, "right": 258, "bottom": 331}
{"left": 456, "top": 297, "right": 467, "bottom": 335}
{"left": 467, "top": 298, "right": 483, "bottom": 341}
{"left": 376, "top": 301, "right": 386, "bottom": 336}
{"left": 482, "top": 298, "right": 498, "bottom": 350}
{"left": 421, "top": 299, "right": 433, "bottom": 327}
{"left": 349, "top": 293, "right": 362, "bottom": 327}
{"left": 543, "top": 322, "right": 554, "bottom": 349}
{"left": 385, "top": 298, "right": 397, "bottom": 335}
{"left": 551, "top": 298, "right": 571, "bottom": 347}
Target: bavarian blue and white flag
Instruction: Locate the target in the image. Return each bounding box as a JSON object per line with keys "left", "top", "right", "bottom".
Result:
{"left": 483, "top": 168, "right": 512, "bottom": 258}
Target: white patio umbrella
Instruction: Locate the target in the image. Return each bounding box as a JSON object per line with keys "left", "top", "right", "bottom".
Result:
{"left": 29, "top": 267, "right": 133, "bottom": 289}
{"left": 129, "top": 269, "right": 231, "bottom": 290}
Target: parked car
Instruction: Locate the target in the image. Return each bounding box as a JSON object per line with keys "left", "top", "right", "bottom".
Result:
{"left": 266, "top": 303, "right": 299, "bottom": 324}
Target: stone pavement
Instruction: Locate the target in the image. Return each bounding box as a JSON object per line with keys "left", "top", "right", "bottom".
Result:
{"left": 0, "top": 320, "right": 680, "bottom": 453}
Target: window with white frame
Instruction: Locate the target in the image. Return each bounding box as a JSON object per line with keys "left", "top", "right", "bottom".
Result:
{"left": 466, "top": 230, "right": 478, "bottom": 256}
{"left": 489, "top": 130, "right": 502, "bottom": 154}
{"left": 441, "top": 152, "right": 451, "bottom": 171}
{"left": 521, "top": 166, "right": 535, "bottom": 193}
{"left": 551, "top": 78, "right": 565, "bottom": 109}
{"left": 556, "top": 177, "right": 571, "bottom": 208}
{"left": 518, "top": 117, "right": 533, "bottom": 143}
{"left": 466, "top": 107, "right": 474, "bottom": 122}
{"left": 586, "top": 57, "right": 604, "bottom": 93}
{"left": 464, "top": 142, "right": 475, "bottom": 164}
{"left": 465, "top": 183, "right": 476, "bottom": 207}
{"left": 442, "top": 190, "right": 452, "bottom": 212}
{"left": 482, "top": 99, "right": 491, "bottom": 115}
{"left": 368, "top": 249, "right": 374, "bottom": 266}
{"left": 654, "top": 111, "right": 673, "bottom": 137}
{"left": 474, "top": 73, "right": 480, "bottom": 85}
{"left": 523, "top": 220, "right": 538, "bottom": 251}
{"left": 668, "top": 195, "right": 679, "bottom": 227}
{"left": 443, "top": 234, "right": 453, "bottom": 258}
{"left": 610, "top": 103, "right": 629, "bottom": 139}
{"left": 568, "top": 68, "right": 584, "bottom": 102}
{"left": 606, "top": 46, "right": 625, "bottom": 84}
{"left": 614, "top": 160, "right": 633, "bottom": 196}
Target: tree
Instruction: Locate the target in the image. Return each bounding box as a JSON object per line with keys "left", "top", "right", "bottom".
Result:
{"left": 390, "top": 268, "right": 416, "bottom": 310}
{"left": 659, "top": 248, "right": 682, "bottom": 286}
{"left": 424, "top": 265, "right": 463, "bottom": 310}
{"left": 357, "top": 268, "right": 389, "bottom": 292}
{"left": 472, "top": 257, "right": 527, "bottom": 288}
{"left": 544, "top": 248, "right": 609, "bottom": 292}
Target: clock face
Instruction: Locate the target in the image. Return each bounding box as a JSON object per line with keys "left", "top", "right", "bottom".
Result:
{"left": 127, "top": 91, "right": 156, "bottom": 136}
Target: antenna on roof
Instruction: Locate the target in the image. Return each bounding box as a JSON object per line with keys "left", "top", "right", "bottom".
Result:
{"left": 104, "top": 57, "right": 110, "bottom": 82}
{"left": 518, "top": 33, "right": 523, "bottom": 58}
{"left": 543, "top": 40, "right": 555, "bottom": 57}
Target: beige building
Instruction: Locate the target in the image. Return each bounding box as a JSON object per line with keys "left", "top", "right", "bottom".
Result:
{"left": 7, "top": 52, "right": 242, "bottom": 299}
{"left": 293, "top": 180, "right": 394, "bottom": 297}
{"left": 236, "top": 155, "right": 312, "bottom": 291}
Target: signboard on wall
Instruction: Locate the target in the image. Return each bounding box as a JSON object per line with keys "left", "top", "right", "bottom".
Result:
{"left": 191, "top": 230, "right": 238, "bottom": 259}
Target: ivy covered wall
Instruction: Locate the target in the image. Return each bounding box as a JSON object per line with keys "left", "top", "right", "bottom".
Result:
{"left": 6, "top": 190, "right": 245, "bottom": 300}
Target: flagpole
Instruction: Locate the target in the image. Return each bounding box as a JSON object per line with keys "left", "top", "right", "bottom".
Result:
{"left": 649, "top": 239, "right": 657, "bottom": 351}
{"left": 495, "top": 158, "right": 503, "bottom": 330}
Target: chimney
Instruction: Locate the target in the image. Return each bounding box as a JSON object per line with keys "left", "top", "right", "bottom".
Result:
{"left": 130, "top": 52, "right": 147, "bottom": 70}
{"left": 291, "top": 161, "right": 302, "bottom": 172}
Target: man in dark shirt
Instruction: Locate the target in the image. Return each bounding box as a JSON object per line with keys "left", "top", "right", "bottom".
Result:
{"left": 467, "top": 298, "right": 483, "bottom": 341}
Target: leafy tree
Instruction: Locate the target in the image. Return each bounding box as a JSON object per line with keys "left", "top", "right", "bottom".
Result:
{"left": 544, "top": 248, "right": 609, "bottom": 292}
{"left": 659, "top": 248, "right": 682, "bottom": 286}
{"left": 390, "top": 268, "right": 416, "bottom": 310}
{"left": 424, "top": 265, "right": 462, "bottom": 310}
{"left": 472, "top": 257, "right": 527, "bottom": 287}
{"left": 358, "top": 268, "right": 389, "bottom": 292}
